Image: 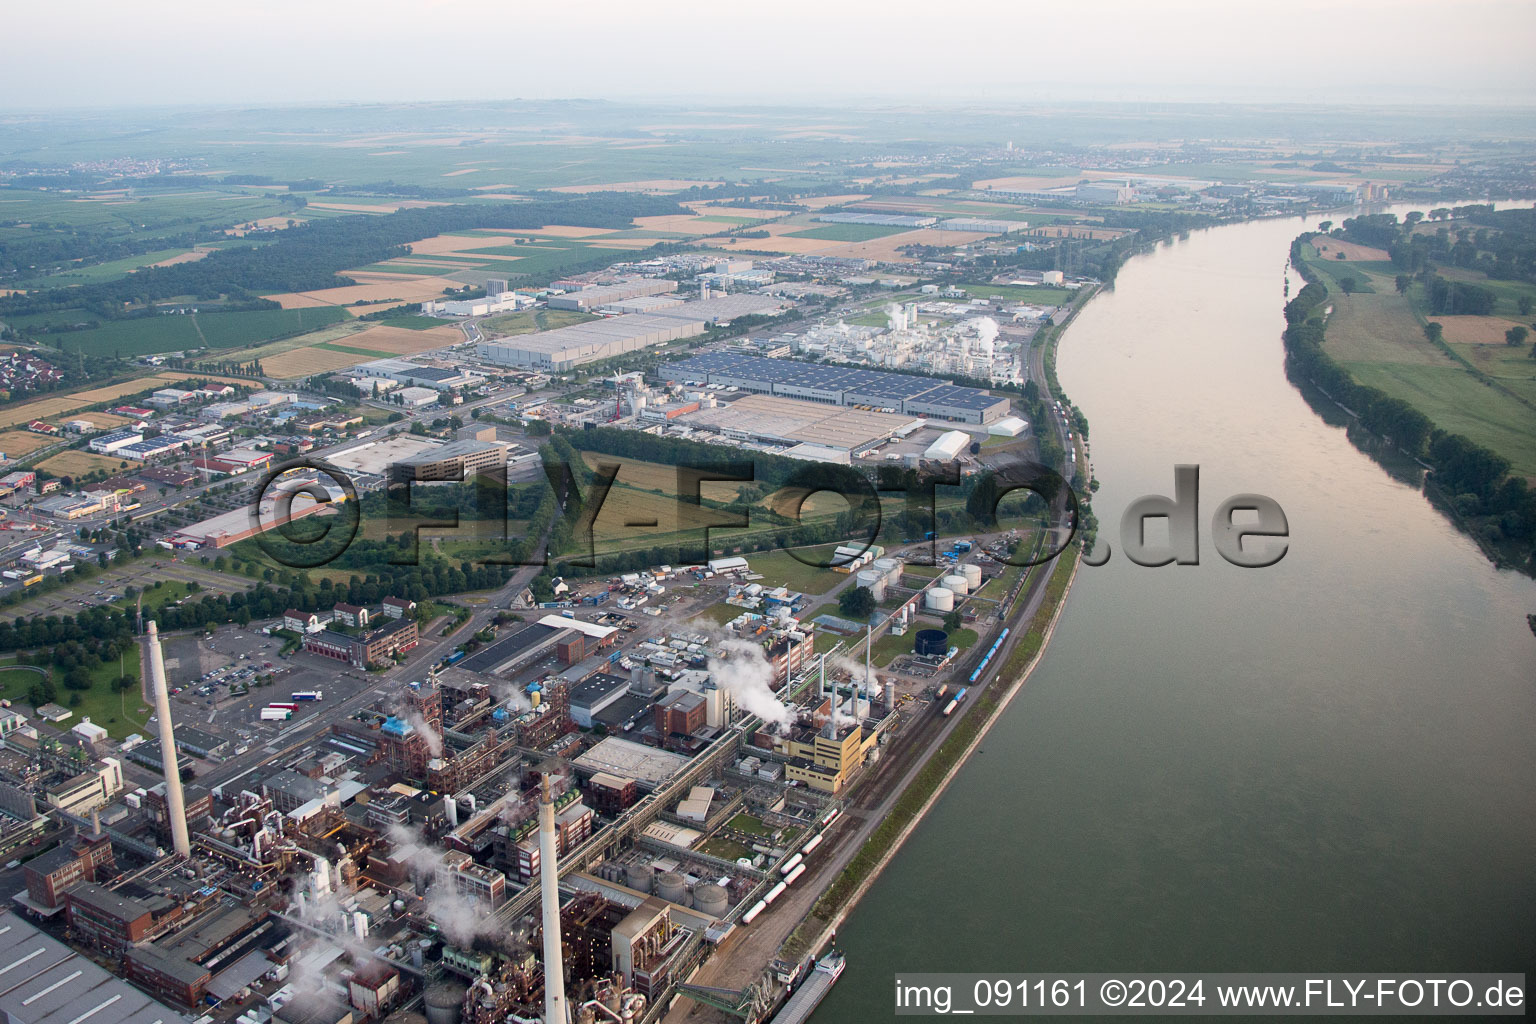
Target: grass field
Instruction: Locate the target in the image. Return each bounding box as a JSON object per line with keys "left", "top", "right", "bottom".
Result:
{"left": 736, "top": 547, "right": 848, "bottom": 595}
{"left": 485, "top": 308, "right": 598, "bottom": 336}
{"left": 1344, "top": 360, "right": 1536, "bottom": 476}
{"left": 1310, "top": 246, "right": 1536, "bottom": 476}
{"left": 38, "top": 306, "right": 349, "bottom": 358}
{"left": 787, "top": 224, "right": 909, "bottom": 242}
{"left": 1298, "top": 242, "right": 1378, "bottom": 293}
{"left": 11, "top": 248, "right": 200, "bottom": 289}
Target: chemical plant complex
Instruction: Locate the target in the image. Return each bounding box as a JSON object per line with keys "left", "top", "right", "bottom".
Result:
{"left": 0, "top": 189, "right": 1084, "bottom": 1024}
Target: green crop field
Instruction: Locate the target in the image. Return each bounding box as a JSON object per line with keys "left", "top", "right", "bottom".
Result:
{"left": 1343, "top": 360, "right": 1536, "bottom": 477}
{"left": 11, "top": 248, "right": 201, "bottom": 289}
{"left": 491, "top": 246, "right": 632, "bottom": 277}
{"left": 788, "top": 223, "right": 909, "bottom": 241}
{"left": 38, "top": 306, "right": 349, "bottom": 358}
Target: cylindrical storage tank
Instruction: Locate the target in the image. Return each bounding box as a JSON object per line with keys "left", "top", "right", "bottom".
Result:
{"left": 625, "top": 863, "right": 652, "bottom": 893}
{"left": 941, "top": 574, "right": 969, "bottom": 595}
{"left": 656, "top": 872, "right": 687, "bottom": 905}
{"left": 854, "top": 569, "right": 886, "bottom": 601}
{"left": 873, "top": 557, "right": 902, "bottom": 584}
{"left": 925, "top": 587, "right": 954, "bottom": 612}
{"left": 693, "top": 883, "right": 729, "bottom": 917}
{"left": 424, "top": 985, "right": 466, "bottom": 1024}
{"left": 914, "top": 629, "right": 949, "bottom": 657}
{"left": 960, "top": 564, "right": 982, "bottom": 589}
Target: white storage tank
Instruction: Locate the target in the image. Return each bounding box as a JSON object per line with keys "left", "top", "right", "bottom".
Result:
{"left": 873, "top": 557, "right": 903, "bottom": 584}
{"left": 656, "top": 872, "right": 688, "bottom": 905}
{"left": 941, "top": 573, "right": 969, "bottom": 595}
{"left": 959, "top": 564, "right": 983, "bottom": 589}
{"left": 693, "top": 882, "right": 730, "bottom": 917}
{"left": 925, "top": 587, "right": 954, "bottom": 612}
{"left": 854, "top": 569, "right": 887, "bottom": 601}
{"left": 625, "top": 862, "right": 652, "bottom": 893}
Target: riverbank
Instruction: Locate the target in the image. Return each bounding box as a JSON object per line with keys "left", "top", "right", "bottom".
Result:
{"left": 801, "top": 544, "right": 1079, "bottom": 944}
{"left": 1283, "top": 229, "right": 1536, "bottom": 575}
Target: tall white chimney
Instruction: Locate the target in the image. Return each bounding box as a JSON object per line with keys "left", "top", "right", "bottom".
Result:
{"left": 146, "top": 621, "right": 191, "bottom": 858}
{"left": 538, "top": 774, "right": 569, "bottom": 1024}
{"left": 864, "top": 625, "right": 873, "bottom": 719}
{"left": 821, "top": 654, "right": 835, "bottom": 738}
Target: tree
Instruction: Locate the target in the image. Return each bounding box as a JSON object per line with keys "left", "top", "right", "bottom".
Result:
{"left": 838, "top": 586, "right": 876, "bottom": 620}
{"left": 1520, "top": 296, "right": 1533, "bottom": 317}
{"left": 1424, "top": 322, "right": 1444, "bottom": 343}
{"left": 1507, "top": 326, "right": 1529, "bottom": 347}
{"left": 1395, "top": 275, "right": 1411, "bottom": 294}
{"left": 942, "top": 610, "right": 962, "bottom": 632}
{"left": 1339, "top": 276, "right": 1358, "bottom": 294}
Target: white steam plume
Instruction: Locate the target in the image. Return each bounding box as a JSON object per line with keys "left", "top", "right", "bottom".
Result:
{"left": 708, "top": 638, "right": 793, "bottom": 730}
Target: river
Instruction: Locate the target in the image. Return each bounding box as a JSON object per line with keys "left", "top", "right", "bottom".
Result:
{"left": 812, "top": 204, "right": 1536, "bottom": 1017}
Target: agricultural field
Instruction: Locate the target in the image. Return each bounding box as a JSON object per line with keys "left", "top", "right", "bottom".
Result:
{"left": 36, "top": 306, "right": 349, "bottom": 358}
{"left": 8, "top": 247, "right": 207, "bottom": 289}
{"left": 264, "top": 346, "right": 371, "bottom": 378}
{"left": 0, "top": 431, "right": 61, "bottom": 457}
{"left": 787, "top": 223, "right": 909, "bottom": 242}
{"left": 36, "top": 449, "right": 139, "bottom": 478}
{"left": 1320, "top": 284, "right": 1536, "bottom": 476}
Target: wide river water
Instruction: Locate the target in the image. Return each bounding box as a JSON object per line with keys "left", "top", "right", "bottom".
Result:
{"left": 813, "top": 204, "right": 1535, "bottom": 1017}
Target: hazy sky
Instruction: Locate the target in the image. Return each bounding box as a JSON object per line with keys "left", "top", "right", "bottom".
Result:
{"left": 5, "top": 0, "right": 1535, "bottom": 109}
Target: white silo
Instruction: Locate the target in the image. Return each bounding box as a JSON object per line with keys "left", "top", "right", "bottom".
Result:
{"left": 959, "top": 564, "right": 983, "bottom": 589}
{"left": 873, "top": 557, "right": 902, "bottom": 585}
{"left": 925, "top": 588, "right": 954, "bottom": 612}
{"left": 941, "top": 573, "right": 969, "bottom": 596}
{"left": 855, "top": 569, "right": 887, "bottom": 601}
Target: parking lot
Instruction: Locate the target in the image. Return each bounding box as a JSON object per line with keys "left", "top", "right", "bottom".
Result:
{"left": 159, "top": 624, "right": 377, "bottom": 755}
{"left": 0, "top": 556, "right": 253, "bottom": 623}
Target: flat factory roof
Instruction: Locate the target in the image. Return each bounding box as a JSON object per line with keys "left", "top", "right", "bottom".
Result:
{"left": 0, "top": 911, "right": 187, "bottom": 1024}
{"left": 682, "top": 393, "right": 920, "bottom": 451}
{"left": 573, "top": 737, "right": 690, "bottom": 788}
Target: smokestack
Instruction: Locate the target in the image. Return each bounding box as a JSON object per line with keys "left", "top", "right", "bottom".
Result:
{"left": 539, "top": 773, "right": 569, "bottom": 1024}
{"left": 864, "top": 625, "right": 872, "bottom": 719}
{"left": 821, "top": 654, "right": 835, "bottom": 738}
{"left": 146, "top": 621, "right": 190, "bottom": 858}
{"left": 90, "top": 806, "right": 101, "bottom": 839}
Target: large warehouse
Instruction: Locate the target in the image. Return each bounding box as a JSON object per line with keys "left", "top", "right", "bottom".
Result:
{"left": 682, "top": 394, "right": 921, "bottom": 456}
{"left": 477, "top": 294, "right": 788, "bottom": 372}
{"left": 547, "top": 277, "right": 678, "bottom": 312}
{"left": 663, "top": 352, "right": 1011, "bottom": 424}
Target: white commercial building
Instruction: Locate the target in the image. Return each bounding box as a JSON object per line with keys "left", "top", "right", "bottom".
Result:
{"left": 923, "top": 430, "right": 971, "bottom": 461}
{"left": 396, "top": 387, "right": 440, "bottom": 408}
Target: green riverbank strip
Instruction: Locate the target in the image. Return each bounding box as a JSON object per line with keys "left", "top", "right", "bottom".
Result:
{"left": 784, "top": 543, "right": 1081, "bottom": 958}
